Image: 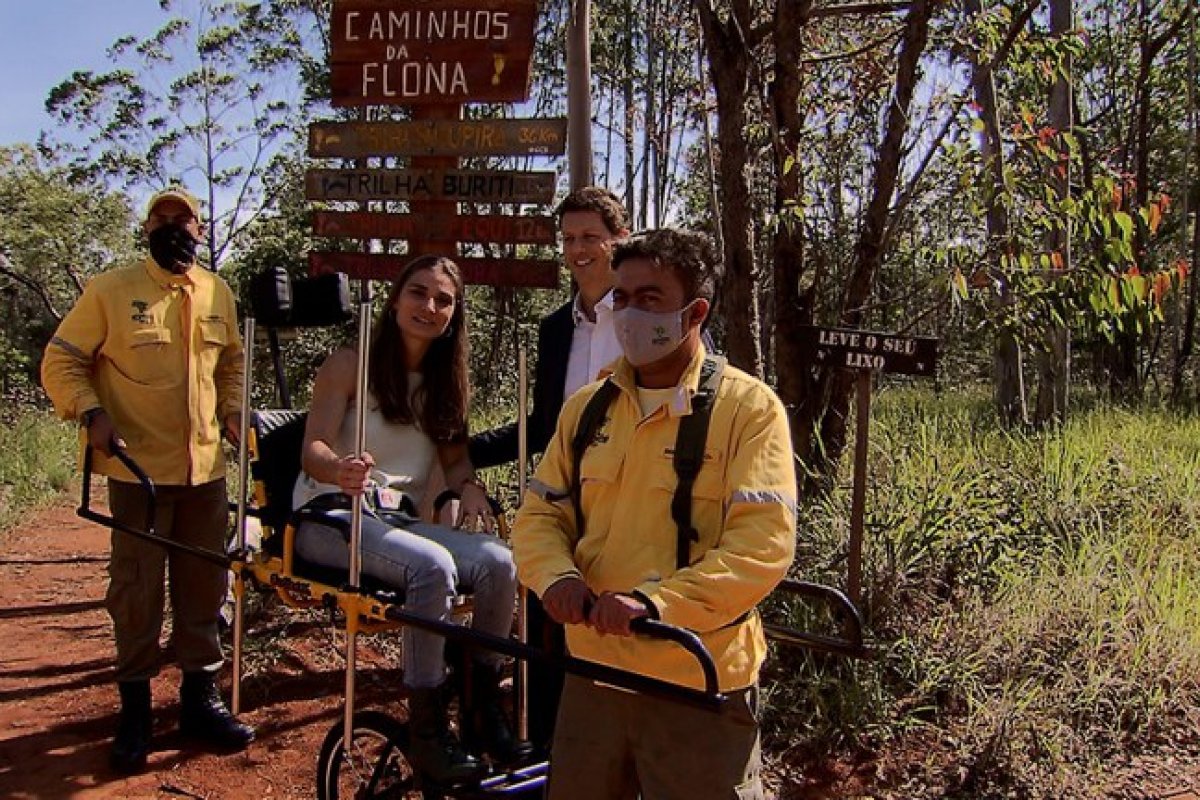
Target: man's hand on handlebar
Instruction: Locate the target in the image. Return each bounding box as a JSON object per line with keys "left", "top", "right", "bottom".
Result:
{"left": 541, "top": 577, "right": 596, "bottom": 626}
{"left": 85, "top": 410, "right": 127, "bottom": 457}
{"left": 589, "top": 591, "right": 650, "bottom": 637}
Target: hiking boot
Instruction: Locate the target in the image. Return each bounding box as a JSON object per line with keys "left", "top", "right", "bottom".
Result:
{"left": 407, "top": 686, "right": 483, "bottom": 785}
{"left": 467, "top": 663, "right": 532, "bottom": 764}
{"left": 179, "top": 671, "right": 255, "bottom": 750}
{"left": 110, "top": 680, "right": 152, "bottom": 773}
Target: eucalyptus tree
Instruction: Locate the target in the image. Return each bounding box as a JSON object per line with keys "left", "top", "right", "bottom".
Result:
{"left": 41, "top": 0, "right": 319, "bottom": 270}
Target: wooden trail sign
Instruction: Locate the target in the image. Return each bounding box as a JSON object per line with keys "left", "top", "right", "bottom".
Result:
{"left": 310, "top": 118, "right": 567, "bottom": 158}
{"left": 798, "top": 324, "right": 940, "bottom": 606}
{"left": 330, "top": 0, "right": 537, "bottom": 107}
{"left": 310, "top": 251, "right": 558, "bottom": 288}
{"left": 305, "top": 168, "right": 556, "bottom": 204}
{"left": 312, "top": 210, "right": 555, "bottom": 244}
{"left": 798, "top": 325, "right": 938, "bottom": 377}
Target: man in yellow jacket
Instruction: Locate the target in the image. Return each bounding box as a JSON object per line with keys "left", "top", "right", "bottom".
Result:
{"left": 41, "top": 188, "right": 254, "bottom": 773}
{"left": 513, "top": 228, "right": 797, "bottom": 800}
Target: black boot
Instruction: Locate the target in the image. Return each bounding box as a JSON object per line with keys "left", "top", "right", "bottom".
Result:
{"left": 407, "top": 687, "right": 483, "bottom": 785}
{"left": 468, "top": 663, "right": 532, "bottom": 764}
{"left": 179, "top": 671, "right": 255, "bottom": 750}
{"left": 110, "top": 680, "right": 152, "bottom": 773}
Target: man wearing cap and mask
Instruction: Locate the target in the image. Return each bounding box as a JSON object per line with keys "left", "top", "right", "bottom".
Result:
{"left": 42, "top": 188, "right": 254, "bottom": 772}
{"left": 512, "top": 228, "right": 796, "bottom": 800}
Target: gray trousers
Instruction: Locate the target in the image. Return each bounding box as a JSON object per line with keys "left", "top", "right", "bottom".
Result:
{"left": 296, "top": 509, "right": 518, "bottom": 689}
{"left": 106, "top": 478, "right": 229, "bottom": 682}
{"left": 549, "top": 674, "right": 765, "bottom": 800}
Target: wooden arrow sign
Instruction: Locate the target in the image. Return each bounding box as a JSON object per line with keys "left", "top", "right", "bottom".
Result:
{"left": 312, "top": 211, "right": 556, "bottom": 244}
{"left": 309, "top": 251, "right": 558, "bottom": 288}
{"left": 309, "top": 119, "right": 567, "bottom": 158}
{"left": 305, "top": 168, "right": 556, "bottom": 204}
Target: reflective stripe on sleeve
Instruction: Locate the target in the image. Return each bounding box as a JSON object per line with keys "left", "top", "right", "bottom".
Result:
{"left": 528, "top": 478, "right": 571, "bottom": 505}
{"left": 731, "top": 489, "right": 797, "bottom": 518}
{"left": 50, "top": 336, "right": 90, "bottom": 362}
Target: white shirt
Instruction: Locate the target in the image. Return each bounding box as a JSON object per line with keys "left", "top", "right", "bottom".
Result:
{"left": 292, "top": 375, "right": 437, "bottom": 511}
{"left": 564, "top": 289, "right": 623, "bottom": 400}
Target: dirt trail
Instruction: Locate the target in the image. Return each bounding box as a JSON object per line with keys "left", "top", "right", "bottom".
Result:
{"left": 0, "top": 491, "right": 381, "bottom": 800}
{"left": 1, "top": 492, "right": 1198, "bottom": 800}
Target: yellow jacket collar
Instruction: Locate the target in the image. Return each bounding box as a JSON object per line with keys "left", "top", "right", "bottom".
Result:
{"left": 143, "top": 256, "right": 198, "bottom": 289}
{"left": 604, "top": 343, "right": 710, "bottom": 418}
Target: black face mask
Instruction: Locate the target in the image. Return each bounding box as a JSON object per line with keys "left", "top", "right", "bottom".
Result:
{"left": 148, "top": 223, "right": 198, "bottom": 274}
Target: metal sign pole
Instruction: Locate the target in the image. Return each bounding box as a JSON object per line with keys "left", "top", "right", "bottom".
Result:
{"left": 343, "top": 283, "right": 373, "bottom": 749}
{"left": 515, "top": 345, "right": 530, "bottom": 741}
{"left": 231, "top": 316, "right": 255, "bottom": 715}
{"left": 847, "top": 370, "right": 872, "bottom": 605}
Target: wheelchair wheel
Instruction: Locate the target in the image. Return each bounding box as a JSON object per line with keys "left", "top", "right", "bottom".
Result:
{"left": 317, "top": 710, "right": 434, "bottom": 799}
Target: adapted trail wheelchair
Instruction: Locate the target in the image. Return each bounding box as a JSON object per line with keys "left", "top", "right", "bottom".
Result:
{"left": 77, "top": 304, "right": 869, "bottom": 800}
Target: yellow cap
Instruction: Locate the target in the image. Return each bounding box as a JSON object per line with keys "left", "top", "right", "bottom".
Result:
{"left": 146, "top": 188, "right": 202, "bottom": 221}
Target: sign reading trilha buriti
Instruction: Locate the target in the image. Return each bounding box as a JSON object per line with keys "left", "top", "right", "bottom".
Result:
{"left": 306, "top": 168, "right": 556, "bottom": 204}
{"left": 330, "top": 0, "right": 537, "bottom": 107}
{"left": 798, "top": 325, "right": 938, "bottom": 377}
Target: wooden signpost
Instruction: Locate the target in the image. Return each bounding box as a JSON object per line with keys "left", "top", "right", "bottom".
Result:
{"left": 798, "top": 325, "right": 940, "bottom": 604}
{"left": 308, "top": 0, "right": 561, "bottom": 288}
{"left": 329, "top": 0, "right": 538, "bottom": 107}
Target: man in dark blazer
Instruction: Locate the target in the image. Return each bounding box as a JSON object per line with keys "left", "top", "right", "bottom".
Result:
{"left": 470, "top": 186, "right": 630, "bottom": 751}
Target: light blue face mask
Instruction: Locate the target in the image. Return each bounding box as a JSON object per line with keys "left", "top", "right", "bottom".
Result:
{"left": 613, "top": 301, "right": 696, "bottom": 367}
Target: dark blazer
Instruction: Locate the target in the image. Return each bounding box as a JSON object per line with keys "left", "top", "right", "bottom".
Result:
{"left": 469, "top": 299, "right": 575, "bottom": 469}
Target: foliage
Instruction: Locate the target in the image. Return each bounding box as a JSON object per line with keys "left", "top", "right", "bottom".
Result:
{"left": 764, "top": 387, "right": 1200, "bottom": 797}
{"left": 0, "top": 145, "right": 136, "bottom": 397}
{"left": 0, "top": 413, "right": 76, "bottom": 534}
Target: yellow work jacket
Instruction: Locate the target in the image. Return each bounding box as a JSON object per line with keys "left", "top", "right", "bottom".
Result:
{"left": 41, "top": 257, "right": 244, "bottom": 486}
{"left": 513, "top": 346, "right": 797, "bottom": 692}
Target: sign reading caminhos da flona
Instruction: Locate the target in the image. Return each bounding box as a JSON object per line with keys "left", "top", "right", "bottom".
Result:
{"left": 330, "top": 0, "right": 537, "bottom": 106}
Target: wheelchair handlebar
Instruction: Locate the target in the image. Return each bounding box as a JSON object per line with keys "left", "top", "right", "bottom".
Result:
{"left": 764, "top": 579, "right": 868, "bottom": 658}
{"left": 382, "top": 604, "right": 726, "bottom": 712}
{"left": 629, "top": 617, "right": 721, "bottom": 697}
{"left": 77, "top": 444, "right": 231, "bottom": 569}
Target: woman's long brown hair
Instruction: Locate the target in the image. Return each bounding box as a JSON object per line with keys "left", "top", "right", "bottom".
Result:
{"left": 368, "top": 255, "right": 469, "bottom": 443}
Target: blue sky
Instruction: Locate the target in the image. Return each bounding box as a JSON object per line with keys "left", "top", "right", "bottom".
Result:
{"left": 1, "top": 2, "right": 158, "bottom": 147}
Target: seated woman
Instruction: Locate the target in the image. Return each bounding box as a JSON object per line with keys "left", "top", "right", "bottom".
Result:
{"left": 292, "top": 254, "right": 518, "bottom": 783}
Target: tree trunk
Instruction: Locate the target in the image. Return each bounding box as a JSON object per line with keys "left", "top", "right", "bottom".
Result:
{"left": 817, "top": 0, "right": 940, "bottom": 469}
{"left": 694, "top": 0, "right": 764, "bottom": 378}
{"left": 1034, "top": 0, "right": 1073, "bottom": 425}
{"left": 769, "top": 0, "right": 820, "bottom": 469}
{"left": 965, "top": 0, "right": 1026, "bottom": 426}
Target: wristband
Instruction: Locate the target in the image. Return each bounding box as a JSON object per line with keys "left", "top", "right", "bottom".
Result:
{"left": 459, "top": 476, "right": 487, "bottom": 493}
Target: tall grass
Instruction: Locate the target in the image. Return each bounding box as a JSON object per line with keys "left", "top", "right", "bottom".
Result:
{"left": 766, "top": 388, "right": 1200, "bottom": 798}
{"left": 0, "top": 412, "right": 77, "bottom": 532}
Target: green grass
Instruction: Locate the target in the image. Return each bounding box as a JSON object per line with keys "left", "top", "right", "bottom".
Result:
{"left": 0, "top": 411, "right": 77, "bottom": 532}
{"left": 766, "top": 388, "right": 1200, "bottom": 798}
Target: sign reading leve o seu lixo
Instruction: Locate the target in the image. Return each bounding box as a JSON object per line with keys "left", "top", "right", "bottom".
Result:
{"left": 797, "top": 325, "right": 938, "bottom": 377}
{"left": 330, "top": 0, "right": 537, "bottom": 106}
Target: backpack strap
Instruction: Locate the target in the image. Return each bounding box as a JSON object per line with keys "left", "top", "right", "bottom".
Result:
{"left": 570, "top": 378, "right": 621, "bottom": 538}
{"left": 567, "top": 354, "right": 726, "bottom": 569}
{"left": 670, "top": 355, "right": 726, "bottom": 569}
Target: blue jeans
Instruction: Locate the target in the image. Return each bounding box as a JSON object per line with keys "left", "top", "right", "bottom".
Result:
{"left": 295, "top": 507, "right": 517, "bottom": 689}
